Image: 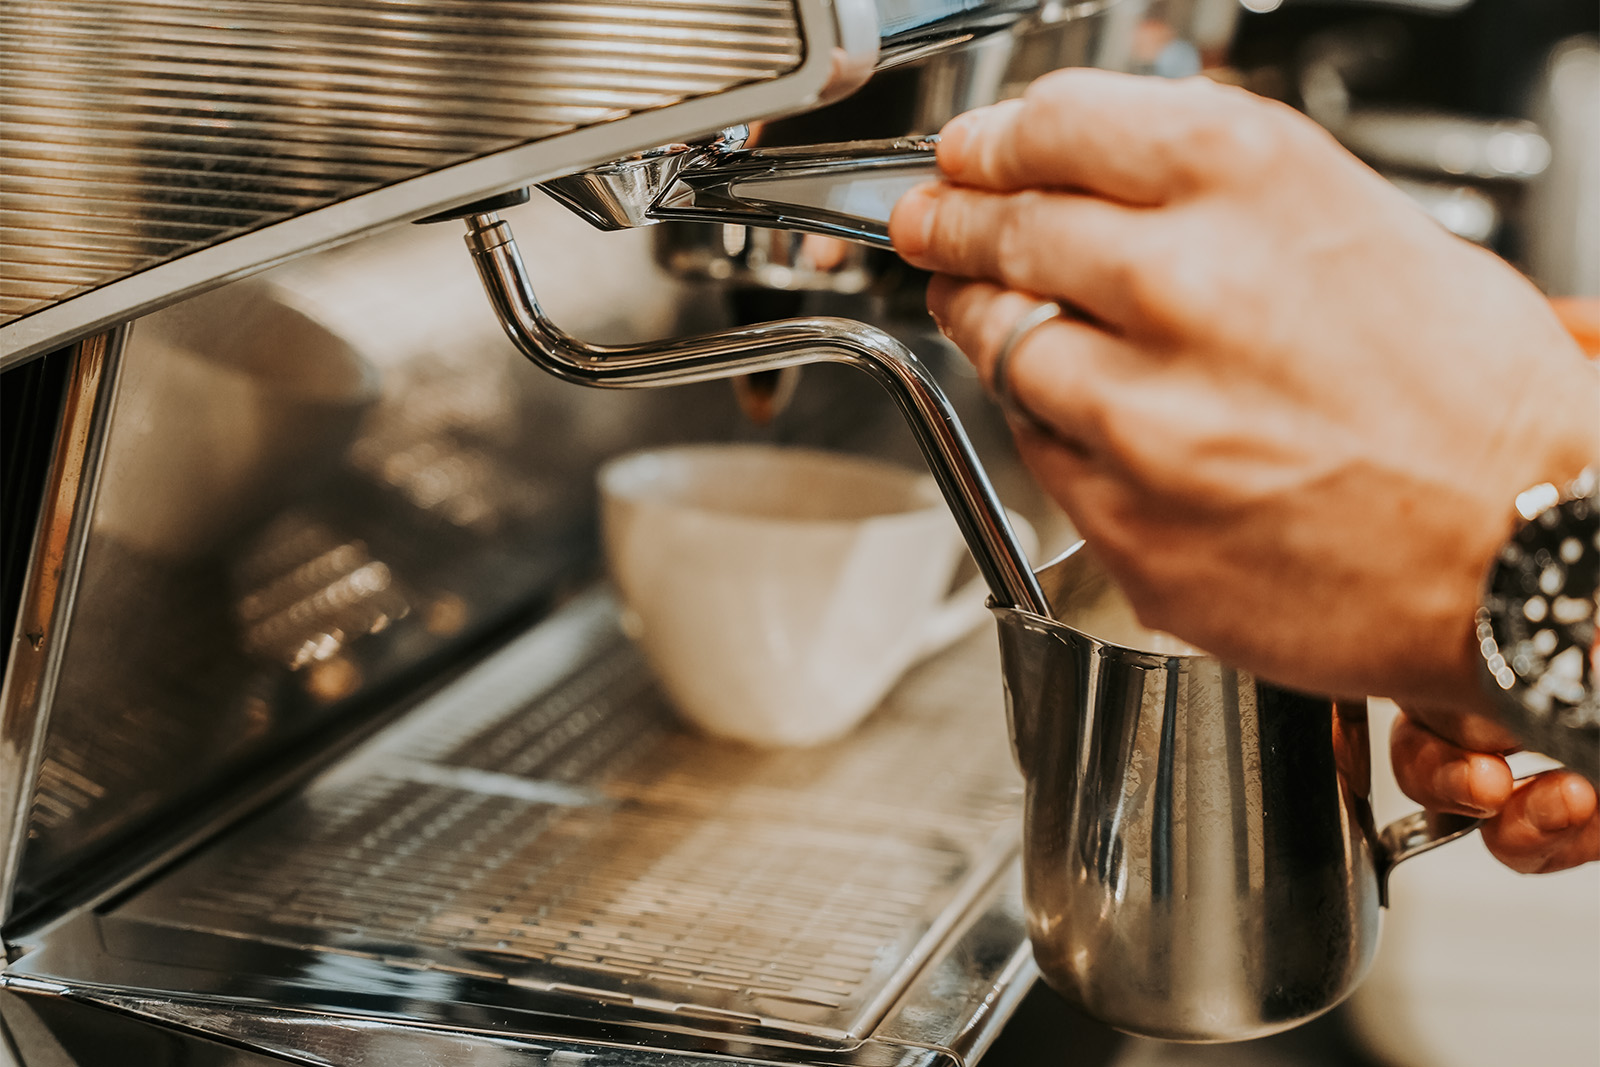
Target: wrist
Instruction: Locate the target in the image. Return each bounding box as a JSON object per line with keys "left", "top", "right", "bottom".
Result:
{"left": 1442, "top": 358, "right": 1598, "bottom": 721}
{"left": 1498, "top": 357, "right": 1599, "bottom": 518}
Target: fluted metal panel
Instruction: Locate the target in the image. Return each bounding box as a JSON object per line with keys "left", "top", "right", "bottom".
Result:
{"left": 0, "top": 0, "right": 804, "bottom": 327}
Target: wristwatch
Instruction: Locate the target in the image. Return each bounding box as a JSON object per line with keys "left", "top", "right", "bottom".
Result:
{"left": 1477, "top": 467, "right": 1599, "bottom": 783}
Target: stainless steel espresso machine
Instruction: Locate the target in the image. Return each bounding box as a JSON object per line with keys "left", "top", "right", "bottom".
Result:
{"left": 0, "top": 3, "right": 1226, "bottom": 1064}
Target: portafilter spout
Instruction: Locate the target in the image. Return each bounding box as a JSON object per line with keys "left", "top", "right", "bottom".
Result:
{"left": 457, "top": 210, "right": 1047, "bottom": 616}
{"left": 538, "top": 125, "right": 940, "bottom": 249}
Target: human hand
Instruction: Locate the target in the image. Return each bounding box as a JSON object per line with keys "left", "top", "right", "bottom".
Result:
{"left": 1390, "top": 703, "right": 1599, "bottom": 873}
{"left": 888, "top": 69, "right": 1598, "bottom": 717}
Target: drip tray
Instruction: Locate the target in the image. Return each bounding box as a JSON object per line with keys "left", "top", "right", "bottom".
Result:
{"left": 107, "top": 589, "right": 1026, "bottom": 1049}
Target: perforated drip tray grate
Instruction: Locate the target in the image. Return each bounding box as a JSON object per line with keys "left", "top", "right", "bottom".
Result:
{"left": 115, "top": 591, "right": 1024, "bottom": 1046}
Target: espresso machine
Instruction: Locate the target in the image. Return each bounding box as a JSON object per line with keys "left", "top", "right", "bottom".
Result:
{"left": 0, "top": 2, "right": 1242, "bottom": 1064}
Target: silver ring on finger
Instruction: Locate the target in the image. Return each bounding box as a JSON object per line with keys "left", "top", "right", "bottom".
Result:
{"left": 990, "top": 300, "right": 1062, "bottom": 434}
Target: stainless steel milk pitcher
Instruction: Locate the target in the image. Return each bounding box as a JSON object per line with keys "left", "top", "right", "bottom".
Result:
{"left": 992, "top": 542, "right": 1480, "bottom": 1043}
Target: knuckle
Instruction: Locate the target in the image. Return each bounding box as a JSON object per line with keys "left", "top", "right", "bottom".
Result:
{"left": 1023, "top": 68, "right": 1077, "bottom": 108}
{"left": 1167, "top": 97, "right": 1282, "bottom": 186}
{"left": 924, "top": 273, "right": 961, "bottom": 324}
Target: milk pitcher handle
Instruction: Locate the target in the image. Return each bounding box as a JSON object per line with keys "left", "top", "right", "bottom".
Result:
{"left": 1374, "top": 808, "right": 1482, "bottom": 907}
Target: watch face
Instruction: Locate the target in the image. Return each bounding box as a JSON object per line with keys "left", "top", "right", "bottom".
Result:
{"left": 1480, "top": 485, "right": 1599, "bottom": 779}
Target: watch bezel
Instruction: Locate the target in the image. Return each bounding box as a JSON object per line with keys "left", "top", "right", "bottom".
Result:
{"left": 1477, "top": 469, "right": 1599, "bottom": 780}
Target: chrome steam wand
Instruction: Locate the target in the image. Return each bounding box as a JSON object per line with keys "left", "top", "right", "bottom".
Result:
{"left": 461, "top": 211, "right": 1048, "bottom": 616}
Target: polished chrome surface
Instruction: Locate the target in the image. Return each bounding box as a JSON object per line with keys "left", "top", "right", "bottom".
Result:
{"left": 541, "top": 128, "right": 751, "bottom": 231}
{"left": 462, "top": 212, "right": 1048, "bottom": 616}
{"left": 9, "top": 589, "right": 1033, "bottom": 1064}
{"left": 0, "top": 209, "right": 752, "bottom": 933}
{"left": 0, "top": 0, "right": 1069, "bottom": 366}
{"left": 0, "top": 0, "right": 875, "bottom": 366}
{"left": 0, "top": 195, "right": 1038, "bottom": 953}
{"left": 91, "top": 282, "right": 380, "bottom": 561}
{"left": 1, "top": 0, "right": 809, "bottom": 312}
{"left": 1375, "top": 809, "right": 1483, "bottom": 885}
{"left": 0, "top": 977, "right": 955, "bottom": 1067}
{"left": 641, "top": 0, "right": 1143, "bottom": 300}
{"left": 652, "top": 136, "right": 940, "bottom": 246}
{"left": 543, "top": 133, "right": 939, "bottom": 248}
{"left": 875, "top": 0, "right": 1047, "bottom": 68}
{"left": 991, "top": 542, "right": 1479, "bottom": 1043}
{"left": 541, "top": 0, "right": 1147, "bottom": 250}
{"left": 0, "top": 330, "right": 124, "bottom": 932}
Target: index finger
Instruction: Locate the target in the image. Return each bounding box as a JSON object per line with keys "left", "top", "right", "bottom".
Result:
{"left": 1397, "top": 701, "right": 1523, "bottom": 755}
{"left": 936, "top": 68, "right": 1290, "bottom": 205}
{"left": 1390, "top": 710, "right": 1513, "bottom": 817}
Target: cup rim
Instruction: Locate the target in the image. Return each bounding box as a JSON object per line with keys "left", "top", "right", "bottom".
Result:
{"left": 598, "top": 443, "right": 944, "bottom": 524}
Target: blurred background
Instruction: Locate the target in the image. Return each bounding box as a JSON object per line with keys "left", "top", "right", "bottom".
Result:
{"left": 2, "top": 1, "right": 1594, "bottom": 1064}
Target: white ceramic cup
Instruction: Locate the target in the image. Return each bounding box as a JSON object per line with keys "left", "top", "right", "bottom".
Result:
{"left": 599, "top": 443, "right": 1034, "bottom": 747}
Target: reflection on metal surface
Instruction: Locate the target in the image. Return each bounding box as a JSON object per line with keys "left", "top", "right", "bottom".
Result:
{"left": 11, "top": 590, "right": 1031, "bottom": 1064}
{"left": 875, "top": 0, "right": 1045, "bottom": 68}
{"left": 1, "top": 985, "right": 312, "bottom": 1067}
{"left": 0, "top": 0, "right": 804, "bottom": 323}
{"left": 640, "top": 0, "right": 1144, "bottom": 338}
{"left": 1339, "top": 111, "right": 1551, "bottom": 182}
{"left": 0, "top": 329, "right": 123, "bottom": 930}
{"left": 0, "top": 0, "right": 1070, "bottom": 365}
{"left": 658, "top": 223, "right": 885, "bottom": 294}
{"left": 233, "top": 515, "right": 412, "bottom": 673}
{"left": 6, "top": 899, "right": 1027, "bottom": 1066}
{"left": 92, "top": 281, "right": 379, "bottom": 561}
{"left": 540, "top": 128, "right": 752, "bottom": 232}
{"left": 117, "top": 603, "right": 1019, "bottom": 1043}
{"left": 1, "top": 225, "right": 636, "bottom": 930}
{"left": 0, "top": 0, "right": 864, "bottom": 364}
{"left": 992, "top": 544, "right": 1480, "bottom": 1043}
{"left": 2, "top": 200, "right": 1011, "bottom": 944}
{"left": 347, "top": 395, "right": 558, "bottom": 536}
